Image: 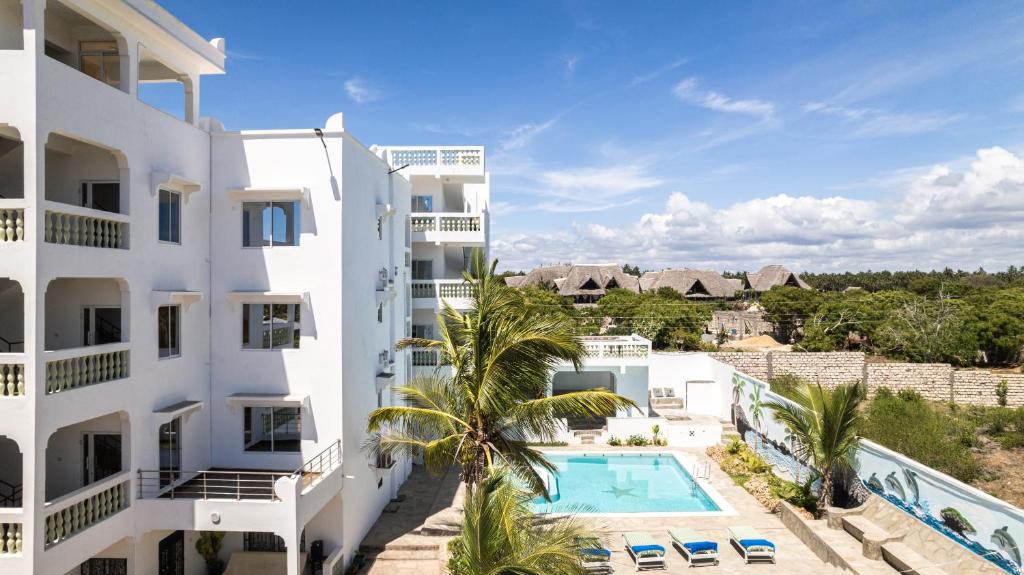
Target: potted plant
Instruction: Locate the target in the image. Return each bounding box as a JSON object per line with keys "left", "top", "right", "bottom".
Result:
{"left": 195, "top": 531, "right": 226, "bottom": 575}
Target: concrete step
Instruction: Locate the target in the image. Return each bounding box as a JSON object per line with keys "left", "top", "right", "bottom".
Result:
{"left": 359, "top": 534, "right": 447, "bottom": 553}
{"left": 369, "top": 549, "right": 438, "bottom": 561}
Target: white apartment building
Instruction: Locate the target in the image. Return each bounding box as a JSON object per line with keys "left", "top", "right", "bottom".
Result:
{"left": 0, "top": 1, "right": 487, "bottom": 573}
{"left": 372, "top": 146, "right": 490, "bottom": 376}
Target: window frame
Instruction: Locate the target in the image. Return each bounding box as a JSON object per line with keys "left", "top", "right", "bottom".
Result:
{"left": 158, "top": 188, "right": 181, "bottom": 245}
{"left": 157, "top": 304, "right": 181, "bottom": 359}
{"left": 243, "top": 406, "right": 302, "bottom": 453}
{"left": 241, "top": 200, "right": 301, "bottom": 248}
{"left": 241, "top": 302, "right": 302, "bottom": 351}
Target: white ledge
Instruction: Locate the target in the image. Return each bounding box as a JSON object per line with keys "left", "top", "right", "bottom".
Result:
{"left": 227, "top": 186, "right": 311, "bottom": 207}
{"left": 227, "top": 291, "right": 308, "bottom": 308}
{"left": 152, "top": 171, "right": 203, "bottom": 202}
{"left": 154, "top": 399, "right": 203, "bottom": 422}
{"left": 226, "top": 393, "right": 308, "bottom": 407}
{"left": 151, "top": 290, "right": 204, "bottom": 311}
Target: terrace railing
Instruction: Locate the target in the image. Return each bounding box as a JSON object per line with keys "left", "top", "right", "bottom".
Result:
{"left": 0, "top": 361, "right": 25, "bottom": 397}
{"left": 580, "top": 335, "right": 652, "bottom": 359}
{"left": 0, "top": 522, "right": 21, "bottom": 555}
{"left": 382, "top": 146, "right": 484, "bottom": 177}
{"left": 0, "top": 206, "right": 25, "bottom": 243}
{"left": 411, "top": 347, "right": 439, "bottom": 367}
{"left": 44, "top": 208, "right": 128, "bottom": 249}
{"left": 44, "top": 344, "right": 130, "bottom": 394}
{"left": 294, "top": 439, "right": 341, "bottom": 490}
{"left": 43, "top": 473, "right": 130, "bottom": 548}
{"left": 137, "top": 469, "right": 291, "bottom": 501}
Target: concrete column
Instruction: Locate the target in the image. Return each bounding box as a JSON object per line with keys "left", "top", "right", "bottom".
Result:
{"left": 180, "top": 74, "right": 197, "bottom": 126}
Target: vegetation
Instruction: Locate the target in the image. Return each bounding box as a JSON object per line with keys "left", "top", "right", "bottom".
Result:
{"left": 764, "top": 381, "right": 865, "bottom": 512}
{"left": 195, "top": 532, "right": 225, "bottom": 575}
{"left": 583, "top": 287, "right": 716, "bottom": 349}
{"left": 366, "top": 250, "right": 635, "bottom": 497}
{"left": 447, "top": 470, "right": 598, "bottom": 575}
{"left": 800, "top": 267, "right": 1024, "bottom": 293}
{"left": 759, "top": 284, "right": 1024, "bottom": 366}
{"left": 859, "top": 389, "right": 980, "bottom": 482}
{"left": 708, "top": 438, "right": 817, "bottom": 514}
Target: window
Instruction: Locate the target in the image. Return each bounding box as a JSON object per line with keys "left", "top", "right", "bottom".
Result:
{"left": 376, "top": 217, "right": 383, "bottom": 240}
{"left": 80, "top": 182, "right": 120, "bottom": 214}
{"left": 159, "top": 418, "right": 181, "bottom": 488}
{"left": 412, "top": 324, "right": 433, "bottom": 339}
{"left": 244, "top": 406, "right": 301, "bottom": 452}
{"left": 242, "top": 303, "right": 301, "bottom": 349}
{"left": 411, "top": 195, "right": 433, "bottom": 213}
{"left": 158, "top": 189, "right": 180, "bottom": 244}
{"left": 242, "top": 201, "right": 300, "bottom": 247}
{"left": 377, "top": 304, "right": 383, "bottom": 324}
{"left": 79, "top": 41, "right": 120, "bottom": 87}
{"left": 158, "top": 305, "right": 180, "bottom": 358}
{"left": 411, "top": 260, "right": 433, "bottom": 280}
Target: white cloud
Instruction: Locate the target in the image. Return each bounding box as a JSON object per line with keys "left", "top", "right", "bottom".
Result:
{"left": 500, "top": 117, "right": 559, "bottom": 152}
{"left": 803, "top": 102, "right": 963, "bottom": 137}
{"left": 539, "top": 163, "right": 663, "bottom": 200}
{"left": 673, "top": 77, "right": 775, "bottom": 121}
{"left": 629, "top": 59, "right": 688, "bottom": 87}
{"left": 344, "top": 77, "right": 383, "bottom": 104}
{"left": 493, "top": 146, "right": 1024, "bottom": 273}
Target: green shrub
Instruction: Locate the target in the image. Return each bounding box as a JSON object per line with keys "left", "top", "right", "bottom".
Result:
{"left": 859, "top": 391, "right": 980, "bottom": 483}
{"left": 997, "top": 380, "right": 1009, "bottom": 407}
{"left": 626, "top": 434, "right": 650, "bottom": 446}
{"left": 606, "top": 436, "right": 622, "bottom": 446}
{"left": 725, "top": 438, "right": 744, "bottom": 455}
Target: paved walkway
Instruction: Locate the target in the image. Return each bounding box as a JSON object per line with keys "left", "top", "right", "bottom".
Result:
{"left": 357, "top": 448, "right": 842, "bottom": 574}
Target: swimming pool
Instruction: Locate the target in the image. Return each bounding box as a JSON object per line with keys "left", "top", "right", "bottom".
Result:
{"left": 531, "top": 452, "right": 725, "bottom": 515}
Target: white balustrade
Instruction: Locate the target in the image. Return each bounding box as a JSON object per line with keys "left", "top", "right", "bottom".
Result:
{"left": 44, "top": 209, "right": 127, "bottom": 249}
{"left": 390, "top": 149, "right": 437, "bottom": 167}
{"left": 581, "top": 336, "right": 652, "bottom": 359}
{"left": 438, "top": 281, "right": 475, "bottom": 299}
{"left": 386, "top": 147, "right": 483, "bottom": 173}
{"left": 0, "top": 363, "right": 25, "bottom": 397}
{"left": 411, "top": 348, "right": 439, "bottom": 367}
{"left": 0, "top": 208, "right": 24, "bottom": 243}
{"left": 44, "top": 478, "right": 129, "bottom": 548}
{"left": 410, "top": 281, "right": 436, "bottom": 299}
{"left": 439, "top": 215, "right": 481, "bottom": 232}
{"left": 45, "top": 347, "right": 129, "bottom": 394}
{"left": 440, "top": 148, "right": 482, "bottom": 166}
{"left": 410, "top": 213, "right": 482, "bottom": 236}
{"left": 0, "top": 522, "right": 21, "bottom": 555}
{"left": 411, "top": 216, "right": 436, "bottom": 232}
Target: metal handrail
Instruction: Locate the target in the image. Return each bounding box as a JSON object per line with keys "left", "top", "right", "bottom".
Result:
{"left": 0, "top": 336, "right": 22, "bottom": 353}
{"left": 136, "top": 469, "right": 292, "bottom": 501}
{"left": 293, "top": 439, "right": 341, "bottom": 489}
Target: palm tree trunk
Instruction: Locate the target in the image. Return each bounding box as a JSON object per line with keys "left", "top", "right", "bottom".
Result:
{"left": 817, "top": 471, "right": 832, "bottom": 515}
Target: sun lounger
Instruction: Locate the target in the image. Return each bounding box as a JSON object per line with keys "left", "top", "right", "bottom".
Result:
{"left": 577, "top": 537, "right": 612, "bottom": 572}
{"left": 622, "top": 531, "right": 667, "bottom": 571}
{"left": 669, "top": 527, "right": 719, "bottom": 566}
{"left": 727, "top": 525, "right": 776, "bottom": 564}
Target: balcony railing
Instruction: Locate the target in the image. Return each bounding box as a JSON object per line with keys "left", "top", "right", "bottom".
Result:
{"left": 410, "top": 213, "right": 484, "bottom": 245}
{"left": 137, "top": 469, "right": 291, "bottom": 501}
{"left": 411, "top": 347, "right": 439, "bottom": 367}
{"left": 44, "top": 208, "right": 128, "bottom": 249}
{"left": 45, "top": 345, "right": 130, "bottom": 395}
{"left": 294, "top": 439, "right": 341, "bottom": 490}
{"left": 411, "top": 280, "right": 476, "bottom": 309}
{"left": 0, "top": 522, "right": 21, "bottom": 555}
{"left": 0, "top": 362, "right": 25, "bottom": 397}
{"left": 580, "top": 335, "right": 652, "bottom": 359}
{"left": 0, "top": 206, "right": 25, "bottom": 243}
{"left": 44, "top": 474, "right": 130, "bottom": 548}
{"left": 382, "top": 146, "right": 484, "bottom": 177}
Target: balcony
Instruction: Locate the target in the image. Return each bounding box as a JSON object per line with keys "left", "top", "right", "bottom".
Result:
{"left": 43, "top": 204, "right": 129, "bottom": 249}
{"left": 43, "top": 471, "right": 130, "bottom": 548}
{"left": 380, "top": 146, "right": 484, "bottom": 178}
{"left": 0, "top": 205, "right": 24, "bottom": 244}
{"left": 579, "top": 335, "right": 652, "bottom": 366}
{"left": 0, "top": 522, "right": 21, "bottom": 555}
{"left": 44, "top": 343, "right": 130, "bottom": 395}
{"left": 410, "top": 279, "right": 475, "bottom": 310}
{"left": 410, "top": 213, "right": 485, "bottom": 246}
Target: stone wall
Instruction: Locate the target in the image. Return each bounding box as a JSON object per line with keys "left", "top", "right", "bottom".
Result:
{"left": 709, "top": 351, "right": 1024, "bottom": 407}
{"left": 770, "top": 351, "right": 865, "bottom": 388}
{"left": 952, "top": 371, "right": 1024, "bottom": 407}
{"left": 707, "top": 351, "right": 769, "bottom": 380}
{"left": 865, "top": 363, "right": 953, "bottom": 401}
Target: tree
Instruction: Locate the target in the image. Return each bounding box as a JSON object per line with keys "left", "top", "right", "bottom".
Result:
{"left": 748, "top": 385, "right": 765, "bottom": 449}
{"left": 759, "top": 287, "right": 821, "bottom": 343}
{"left": 764, "top": 381, "right": 864, "bottom": 513}
{"left": 195, "top": 532, "right": 225, "bottom": 575}
{"left": 621, "top": 263, "right": 642, "bottom": 277}
{"left": 366, "top": 250, "right": 636, "bottom": 496}
{"left": 873, "top": 294, "right": 978, "bottom": 365}
{"left": 447, "top": 470, "right": 597, "bottom": 575}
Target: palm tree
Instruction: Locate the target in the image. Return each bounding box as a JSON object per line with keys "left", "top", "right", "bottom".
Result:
{"left": 748, "top": 384, "right": 765, "bottom": 449}
{"left": 731, "top": 373, "right": 746, "bottom": 423}
{"left": 367, "top": 249, "right": 637, "bottom": 496}
{"left": 447, "top": 470, "right": 598, "bottom": 575}
{"left": 764, "top": 381, "right": 864, "bottom": 513}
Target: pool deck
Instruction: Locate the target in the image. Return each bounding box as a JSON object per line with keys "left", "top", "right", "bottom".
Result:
{"left": 358, "top": 446, "right": 844, "bottom": 574}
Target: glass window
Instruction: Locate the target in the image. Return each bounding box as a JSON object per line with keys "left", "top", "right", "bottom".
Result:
{"left": 242, "top": 201, "right": 300, "bottom": 247}
{"left": 80, "top": 182, "right": 120, "bottom": 214}
{"left": 412, "top": 324, "right": 433, "bottom": 339}
{"left": 159, "top": 189, "right": 180, "bottom": 244}
{"left": 159, "top": 418, "right": 181, "bottom": 488}
{"left": 244, "top": 406, "right": 301, "bottom": 452}
{"left": 158, "top": 305, "right": 180, "bottom": 358}
{"left": 242, "top": 303, "right": 301, "bottom": 349}
{"left": 79, "top": 41, "right": 120, "bottom": 87}
{"left": 411, "top": 260, "right": 433, "bottom": 280}
{"left": 411, "top": 195, "right": 432, "bottom": 213}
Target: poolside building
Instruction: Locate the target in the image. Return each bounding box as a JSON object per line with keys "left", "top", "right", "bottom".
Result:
{"left": 0, "top": 1, "right": 486, "bottom": 573}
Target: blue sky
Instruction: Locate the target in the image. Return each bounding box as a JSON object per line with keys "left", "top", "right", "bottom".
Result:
{"left": 163, "top": 0, "right": 1024, "bottom": 273}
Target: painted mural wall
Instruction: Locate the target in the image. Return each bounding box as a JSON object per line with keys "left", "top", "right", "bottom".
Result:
{"left": 730, "top": 370, "right": 1024, "bottom": 574}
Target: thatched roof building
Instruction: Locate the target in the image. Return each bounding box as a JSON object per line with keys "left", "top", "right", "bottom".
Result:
{"left": 640, "top": 268, "right": 740, "bottom": 299}
{"left": 744, "top": 265, "right": 811, "bottom": 292}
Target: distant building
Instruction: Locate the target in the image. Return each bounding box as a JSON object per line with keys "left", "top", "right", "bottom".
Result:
{"left": 708, "top": 310, "right": 774, "bottom": 340}
{"left": 744, "top": 265, "right": 811, "bottom": 293}
{"left": 640, "top": 269, "right": 741, "bottom": 299}
{"left": 504, "top": 264, "right": 640, "bottom": 304}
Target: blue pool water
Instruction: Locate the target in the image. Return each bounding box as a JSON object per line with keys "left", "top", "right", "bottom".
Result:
{"left": 531, "top": 453, "right": 721, "bottom": 514}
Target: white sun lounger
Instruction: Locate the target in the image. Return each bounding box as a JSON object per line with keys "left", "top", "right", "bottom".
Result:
{"left": 622, "top": 531, "right": 667, "bottom": 571}
{"left": 727, "top": 525, "right": 776, "bottom": 564}
{"left": 669, "top": 527, "right": 719, "bottom": 567}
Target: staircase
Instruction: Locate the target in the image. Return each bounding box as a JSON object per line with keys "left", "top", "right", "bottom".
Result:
{"left": 573, "top": 427, "right": 605, "bottom": 445}
{"left": 362, "top": 536, "right": 443, "bottom": 575}
{"left": 721, "top": 422, "right": 741, "bottom": 441}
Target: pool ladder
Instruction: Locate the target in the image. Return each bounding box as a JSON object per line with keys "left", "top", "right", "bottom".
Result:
{"left": 692, "top": 461, "right": 711, "bottom": 480}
